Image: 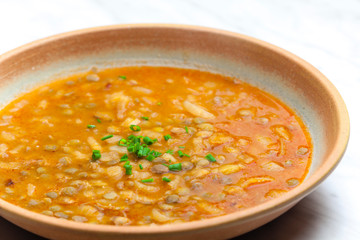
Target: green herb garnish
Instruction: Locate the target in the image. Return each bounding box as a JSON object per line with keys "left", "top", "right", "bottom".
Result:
{"left": 120, "top": 154, "right": 128, "bottom": 162}
{"left": 141, "top": 116, "right": 149, "bottom": 120}
{"left": 101, "top": 135, "right": 113, "bottom": 141}
{"left": 96, "top": 118, "right": 101, "bottom": 123}
{"left": 146, "top": 154, "right": 155, "bottom": 161}
{"left": 178, "top": 150, "right": 190, "bottom": 158}
{"left": 124, "top": 162, "right": 133, "bottom": 175}
{"left": 141, "top": 178, "right": 154, "bottom": 183}
{"left": 87, "top": 125, "right": 96, "bottom": 129}
{"left": 118, "top": 138, "right": 127, "bottom": 146}
{"left": 205, "top": 154, "right": 216, "bottom": 162}
{"left": 143, "top": 136, "right": 154, "bottom": 145}
{"left": 162, "top": 177, "right": 171, "bottom": 182}
{"left": 185, "top": 126, "right": 189, "bottom": 133}
{"left": 139, "top": 164, "right": 143, "bottom": 170}
{"left": 130, "top": 125, "right": 141, "bottom": 132}
{"left": 165, "top": 149, "right": 174, "bottom": 154}
{"left": 118, "top": 75, "right": 127, "bottom": 80}
{"left": 91, "top": 150, "right": 101, "bottom": 161}
{"left": 168, "top": 163, "right": 182, "bottom": 171}
{"left": 164, "top": 134, "right": 171, "bottom": 141}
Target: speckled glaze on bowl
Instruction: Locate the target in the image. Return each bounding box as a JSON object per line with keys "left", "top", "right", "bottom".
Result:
{"left": 0, "top": 24, "right": 349, "bottom": 240}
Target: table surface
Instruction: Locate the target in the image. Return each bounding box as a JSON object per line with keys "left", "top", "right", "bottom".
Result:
{"left": 0, "top": 0, "right": 359, "bottom": 239}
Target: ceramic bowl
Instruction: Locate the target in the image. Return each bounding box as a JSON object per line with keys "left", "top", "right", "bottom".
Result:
{"left": 0, "top": 24, "right": 350, "bottom": 240}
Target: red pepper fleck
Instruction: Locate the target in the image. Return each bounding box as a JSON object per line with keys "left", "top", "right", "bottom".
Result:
{"left": 5, "top": 179, "right": 14, "bottom": 187}
{"left": 105, "top": 82, "right": 112, "bottom": 90}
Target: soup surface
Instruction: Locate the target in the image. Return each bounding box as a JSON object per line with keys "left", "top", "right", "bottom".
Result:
{"left": 0, "top": 66, "right": 311, "bottom": 225}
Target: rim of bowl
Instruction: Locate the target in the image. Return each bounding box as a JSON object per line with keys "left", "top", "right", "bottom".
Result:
{"left": 0, "top": 24, "right": 350, "bottom": 235}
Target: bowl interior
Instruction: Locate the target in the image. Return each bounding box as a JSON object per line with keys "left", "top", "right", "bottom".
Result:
{"left": 0, "top": 25, "right": 345, "bottom": 175}
{"left": 0, "top": 25, "right": 349, "bottom": 239}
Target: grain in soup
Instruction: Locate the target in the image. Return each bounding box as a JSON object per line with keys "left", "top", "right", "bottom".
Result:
{"left": 0, "top": 66, "right": 312, "bottom": 225}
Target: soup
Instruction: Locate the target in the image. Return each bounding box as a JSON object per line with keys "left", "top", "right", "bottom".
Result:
{"left": 0, "top": 66, "right": 311, "bottom": 225}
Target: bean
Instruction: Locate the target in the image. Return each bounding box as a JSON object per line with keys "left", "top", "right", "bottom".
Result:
{"left": 61, "top": 187, "right": 77, "bottom": 196}
{"left": 55, "top": 212, "right": 69, "bottom": 219}
{"left": 28, "top": 199, "right": 40, "bottom": 206}
{"left": 36, "top": 167, "right": 46, "bottom": 174}
{"left": 151, "top": 164, "right": 169, "bottom": 174}
{"left": 64, "top": 168, "right": 78, "bottom": 174}
{"left": 103, "top": 191, "right": 118, "bottom": 200}
{"left": 196, "top": 159, "right": 210, "bottom": 168}
{"left": 72, "top": 216, "right": 88, "bottom": 222}
{"left": 44, "top": 145, "right": 58, "bottom": 152}
{"left": 49, "top": 205, "right": 62, "bottom": 211}
{"left": 112, "top": 216, "right": 130, "bottom": 225}
{"left": 182, "top": 162, "right": 194, "bottom": 171}
{"left": 46, "top": 192, "right": 58, "bottom": 199}
{"left": 41, "top": 210, "right": 53, "bottom": 216}
{"left": 191, "top": 181, "right": 203, "bottom": 190}
{"left": 165, "top": 194, "right": 180, "bottom": 204}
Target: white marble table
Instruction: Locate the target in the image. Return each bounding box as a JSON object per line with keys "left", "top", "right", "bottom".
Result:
{"left": 0, "top": 0, "right": 359, "bottom": 239}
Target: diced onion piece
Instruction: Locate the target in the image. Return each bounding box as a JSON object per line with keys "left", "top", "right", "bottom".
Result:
{"left": 183, "top": 100, "right": 215, "bottom": 119}
{"left": 265, "top": 189, "right": 287, "bottom": 198}
{"left": 135, "top": 194, "right": 156, "bottom": 204}
{"left": 287, "top": 178, "right": 300, "bottom": 187}
{"left": 297, "top": 146, "right": 309, "bottom": 155}
{"left": 109, "top": 145, "right": 128, "bottom": 154}
{"left": 133, "top": 86, "right": 153, "bottom": 94}
{"left": 209, "top": 133, "right": 233, "bottom": 145}
{"left": 272, "top": 125, "right": 291, "bottom": 140}
{"left": 134, "top": 181, "right": 160, "bottom": 193}
{"left": 27, "top": 184, "right": 36, "bottom": 196}
{"left": 261, "top": 161, "right": 284, "bottom": 171}
{"left": 189, "top": 169, "right": 210, "bottom": 178}
{"left": 0, "top": 144, "right": 8, "bottom": 154}
{"left": 241, "top": 176, "right": 274, "bottom": 189}
{"left": 121, "top": 118, "right": 141, "bottom": 127}
{"left": 152, "top": 208, "right": 172, "bottom": 222}
{"left": 0, "top": 161, "right": 21, "bottom": 169}
{"left": 87, "top": 136, "right": 102, "bottom": 151}
{"left": 106, "top": 166, "right": 123, "bottom": 180}
{"left": 198, "top": 202, "right": 223, "bottom": 215}
{"left": 100, "top": 151, "right": 119, "bottom": 162}
{"left": 219, "top": 164, "right": 244, "bottom": 175}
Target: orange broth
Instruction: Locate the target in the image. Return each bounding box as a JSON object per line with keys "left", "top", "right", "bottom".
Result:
{"left": 0, "top": 66, "right": 312, "bottom": 225}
